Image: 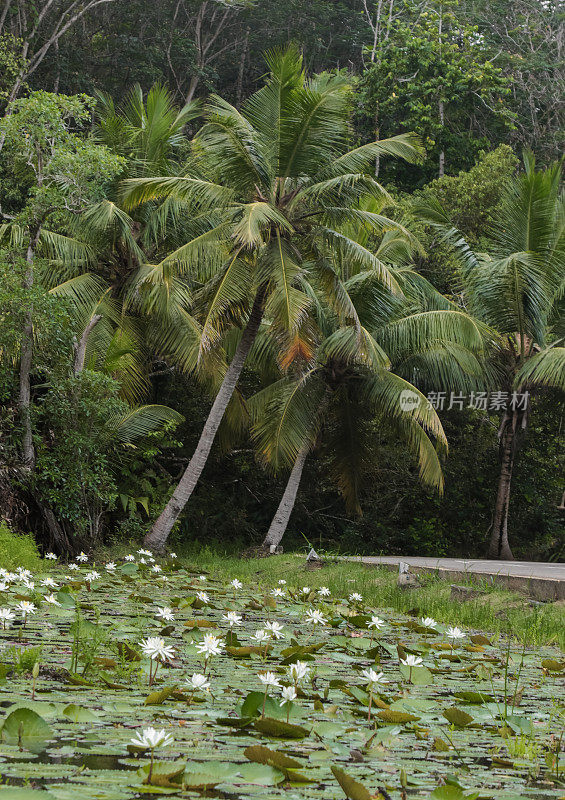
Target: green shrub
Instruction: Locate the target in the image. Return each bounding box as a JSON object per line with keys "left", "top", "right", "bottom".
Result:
{"left": 0, "top": 522, "right": 42, "bottom": 571}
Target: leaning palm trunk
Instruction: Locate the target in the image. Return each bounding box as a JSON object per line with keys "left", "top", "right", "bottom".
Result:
{"left": 144, "top": 289, "right": 266, "bottom": 551}
{"left": 19, "top": 235, "right": 40, "bottom": 470}
{"left": 261, "top": 442, "right": 310, "bottom": 551}
{"left": 488, "top": 409, "right": 525, "bottom": 560}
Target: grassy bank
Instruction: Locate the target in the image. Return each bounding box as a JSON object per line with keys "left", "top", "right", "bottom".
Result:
{"left": 161, "top": 549, "right": 564, "bottom": 650}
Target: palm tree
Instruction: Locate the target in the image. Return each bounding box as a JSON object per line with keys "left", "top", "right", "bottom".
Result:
{"left": 419, "top": 154, "right": 564, "bottom": 559}
{"left": 251, "top": 257, "right": 486, "bottom": 551}
{"left": 121, "top": 46, "right": 424, "bottom": 551}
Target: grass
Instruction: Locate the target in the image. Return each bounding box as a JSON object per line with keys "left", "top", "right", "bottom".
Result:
{"left": 164, "top": 547, "right": 565, "bottom": 650}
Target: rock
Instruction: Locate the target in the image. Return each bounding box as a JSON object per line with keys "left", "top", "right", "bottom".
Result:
{"left": 397, "top": 561, "right": 421, "bottom": 589}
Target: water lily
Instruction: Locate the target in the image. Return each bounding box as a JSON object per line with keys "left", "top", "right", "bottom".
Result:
{"left": 279, "top": 685, "right": 297, "bottom": 721}
{"left": 130, "top": 727, "right": 174, "bottom": 783}
{"left": 317, "top": 586, "right": 331, "bottom": 597}
{"left": 151, "top": 565, "right": 162, "bottom": 573}
{"left": 84, "top": 570, "right": 100, "bottom": 582}
{"left": 253, "top": 629, "right": 270, "bottom": 644}
{"left": 305, "top": 608, "right": 327, "bottom": 626}
{"left": 169, "top": 552, "right": 177, "bottom": 559}
{"left": 230, "top": 578, "right": 243, "bottom": 589}
{"left": 68, "top": 563, "right": 79, "bottom": 571}
{"left": 106, "top": 562, "right": 117, "bottom": 572}
{"left": 196, "top": 591, "right": 209, "bottom": 604}
{"left": 349, "top": 592, "right": 363, "bottom": 603}
{"left": 271, "top": 587, "right": 285, "bottom": 598}
{"left": 301, "top": 586, "right": 311, "bottom": 595}
{"left": 367, "top": 616, "right": 385, "bottom": 644}
{"left": 41, "top": 577, "right": 58, "bottom": 588}
{"left": 288, "top": 660, "right": 310, "bottom": 687}
{"left": 195, "top": 633, "right": 223, "bottom": 673}
{"left": 187, "top": 672, "right": 210, "bottom": 704}
{"left": 278, "top": 579, "right": 287, "bottom": 585}
{"left": 156, "top": 607, "right": 175, "bottom": 622}
{"left": 258, "top": 671, "right": 281, "bottom": 716}
{"left": 222, "top": 611, "right": 243, "bottom": 627}
{"left": 76, "top": 552, "right": 88, "bottom": 562}
{"left": 0, "top": 608, "right": 15, "bottom": 629}
{"left": 361, "top": 669, "right": 387, "bottom": 721}
{"left": 139, "top": 636, "right": 175, "bottom": 685}
{"left": 264, "top": 620, "right": 284, "bottom": 640}
{"left": 16, "top": 600, "right": 36, "bottom": 626}
{"left": 44, "top": 552, "right": 57, "bottom": 560}
{"left": 446, "top": 626, "right": 465, "bottom": 640}
{"left": 124, "top": 555, "right": 135, "bottom": 561}
{"left": 198, "top": 575, "right": 207, "bottom": 581}
{"left": 43, "top": 593, "right": 60, "bottom": 606}
{"left": 421, "top": 617, "right": 437, "bottom": 629}
{"left": 400, "top": 653, "right": 423, "bottom": 682}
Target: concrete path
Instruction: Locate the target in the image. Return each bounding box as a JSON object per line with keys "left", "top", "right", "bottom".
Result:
{"left": 343, "top": 555, "right": 565, "bottom": 601}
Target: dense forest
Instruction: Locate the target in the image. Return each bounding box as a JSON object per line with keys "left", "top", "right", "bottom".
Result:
{"left": 0, "top": 0, "right": 563, "bottom": 560}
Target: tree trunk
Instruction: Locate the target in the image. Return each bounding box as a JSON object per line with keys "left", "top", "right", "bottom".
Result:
{"left": 488, "top": 415, "right": 518, "bottom": 560}
{"left": 19, "top": 238, "right": 38, "bottom": 470}
{"left": 74, "top": 314, "right": 102, "bottom": 374}
{"left": 144, "top": 287, "right": 266, "bottom": 551}
{"left": 261, "top": 442, "right": 310, "bottom": 551}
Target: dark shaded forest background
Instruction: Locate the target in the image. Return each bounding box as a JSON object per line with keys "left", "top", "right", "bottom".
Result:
{"left": 0, "top": 0, "right": 563, "bottom": 559}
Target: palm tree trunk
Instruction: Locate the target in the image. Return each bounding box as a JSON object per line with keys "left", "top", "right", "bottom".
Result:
{"left": 261, "top": 442, "right": 310, "bottom": 551}
{"left": 488, "top": 416, "right": 517, "bottom": 560}
{"left": 144, "top": 288, "right": 266, "bottom": 551}
{"left": 19, "top": 235, "right": 39, "bottom": 470}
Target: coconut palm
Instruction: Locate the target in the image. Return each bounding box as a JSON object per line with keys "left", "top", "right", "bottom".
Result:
{"left": 418, "top": 153, "right": 564, "bottom": 559}
{"left": 251, "top": 257, "right": 486, "bottom": 551}
{"left": 121, "top": 46, "right": 424, "bottom": 551}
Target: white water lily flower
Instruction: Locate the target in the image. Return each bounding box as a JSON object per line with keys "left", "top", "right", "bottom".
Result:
{"left": 222, "top": 611, "right": 242, "bottom": 627}
{"left": 264, "top": 621, "right": 284, "bottom": 639}
{"left": 305, "top": 608, "right": 327, "bottom": 626}
{"left": 45, "top": 552, "right": 57, "bottom": 560}
{"left": 139, "top": 558, "right": 147, "bottom": 564}
{"left": 16, "top": 600, "right": 36, "bottom": 617}
{"left": 349, "top": 592, "right": 363, "bottom": 602}
{"left": 198, "top": 575, "right": 207, "bottom": 581}
{"left": 139, "top": 637, "right": 175, "bottom": 662}
{"left": 196, "top": 591, "right": 209, "bottom": 603}
{"left": 156, "top": 607, "right": 175, "bottom": 622}
{"left": 41, "top": 577, "right": 58, "bottom": 588}
{"left": 288, "top": 661, "right": 310, "bottom": 682}
{"left": 68, "top": 563, "right": 79, "bottom": 571}
{"left": 137, "top": 548, "right": 152, "bottom": 556}
{"left": 17, "top": 568, "right": 32, "bottom": 578}
{"left": 124, "top": 555, "right": 135, "bottom": 561}
{"left": 189, "top": 673, "right": 210, "bottom": 691}
{"left": 301, "top": 587, "right": 311, "bottom": 595}
{"left": 230, "top": 579, "right": 243, "bottom": 589}
{"left": 361, "top": 668, "right": 387, "bottom": 685}
{"left": 85, "top": 571, "right": 100, "bottom": 582}
{"left": 279, "top": 685, "right": 297, "bottom": 705}
{"left": 76, "top": 552, "right": 88, "bottom": 562}
{"left": 169, "top": 552, "right": 177, "bottom": 559}
{"left": 421, "top": 617, "right": 437, "bottom": 629}
{"left": 151, "top": 564, "right": 162, "bottom": 573}
{"left": 278, "top": 580, "right": 287, "bottom": 585}
{"left": 195, "top": 633, "right": 223, "bottom": 657}
{"left": 21, "top": 579, "right": 34, "bottom": 590}
{"left": 446, "top": 626, "right": 465, "bottom": 640}
{"left": 130, "top": 727, "right": 174, "bottom": 749}
{"left": 43, "top": 593, "right": 60, "bottom": 606}
{"left": 367, "top": 616, "right": 385, "bottom": 630}
{"left": 0, "top": 583, "right": 7, "bottom": 591}
{"left": 253, "top": 629, "right": 270, "bottom": 644}
{"left": 0, "top": 608, "right": 15, "bottom": 628}
{"left": 258, "top": 671, "right": 281, "bottom": 688}
{"left": 271, "top": 588, "right": 285, "bottom": 598}
{"left": 317, "top": 586, "right": 331, "bottom": 597}
{"left": 106, "top": 562, "right": 116, "bottom": 572}
{"left": 400, "top": 654, "right": 423, "bottom": 667}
